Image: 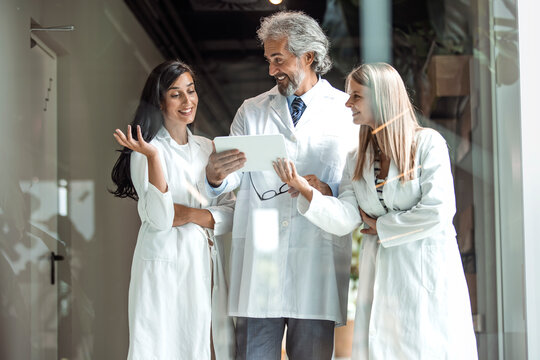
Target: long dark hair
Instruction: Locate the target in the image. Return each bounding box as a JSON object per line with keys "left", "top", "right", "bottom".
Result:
{"left": 110, "top": 60, "right": 195, "bottom": 200}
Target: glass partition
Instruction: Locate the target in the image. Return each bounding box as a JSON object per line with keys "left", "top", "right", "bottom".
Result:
{"left": 0, "top": 0, "right": 530, "bottom": 359}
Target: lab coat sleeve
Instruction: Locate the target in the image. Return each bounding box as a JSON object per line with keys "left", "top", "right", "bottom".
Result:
{"left": 205, "top": 105, "right": 247, "bottom": 198}
{"left": 298, "top": 156, "right": 363, "bottom": 236}
{"left": 206, "top": 190, "right": 236, "bottom": 236}
{"left": 377, "top": 131, "right": 456, "bottom": 247}
{"left": 130, "top": 150, "right": 174, "bottom": 231}
{"left": 229, "top": 102, "right": 246, "bottom": 137}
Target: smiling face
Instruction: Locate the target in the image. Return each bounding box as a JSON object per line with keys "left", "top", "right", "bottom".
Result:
{"left": 345, "top": 79, "right": 376, "bottom": 128}
{"left": 264, "top": 37, "right": 313, "bottom": 96}
{"left": 161, "top": 72, "right": 198, "bottom": 127}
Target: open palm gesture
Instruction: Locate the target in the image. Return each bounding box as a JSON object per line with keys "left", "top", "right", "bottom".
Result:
{"left": 113, "top": 125, "right": 157, "bottom": 158}
{"left": 273, "top": 158, "right": 311, "bottom": 194}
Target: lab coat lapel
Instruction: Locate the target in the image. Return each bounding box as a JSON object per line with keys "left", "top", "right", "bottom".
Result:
{"left": 186, "top": 127, "right": 202, "bottom": 160}
{"left": 383, "top": 160, "right": 398, "bottom": 210}
{"left": 186, "top": 129, "right": 211, "bottom": 208}
{"left": 268, "top": 88, "right": 295, "bottom": 134}
{"left": 361, "top": 147, "right": 377, "bottom": 198}
{"left": 361, "top": 147, "right": 384, "bottom": 216}
{"left": 294, "top": 79, "right": 324, "bottom": 130}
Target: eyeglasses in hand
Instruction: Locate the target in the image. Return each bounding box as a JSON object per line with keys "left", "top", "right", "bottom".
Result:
{"left": 249, "top": 172, "right": 289, "bottom": 201}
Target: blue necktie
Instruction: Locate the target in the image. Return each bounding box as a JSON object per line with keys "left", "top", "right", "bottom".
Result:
{"left": 290, "top": 97, "right": 306, "bottom": 126}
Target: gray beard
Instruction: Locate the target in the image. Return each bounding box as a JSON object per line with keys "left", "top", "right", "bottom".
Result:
{"left": 277, "top": 66, "right": 305, "bottom": 97}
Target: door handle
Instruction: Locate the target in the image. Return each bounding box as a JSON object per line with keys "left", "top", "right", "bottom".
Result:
{"left": 50, "top": 251, "right": 64, "bottom": 285}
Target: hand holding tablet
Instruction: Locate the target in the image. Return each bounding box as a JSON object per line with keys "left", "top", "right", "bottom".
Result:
{"left": 214, "top": 134, "right": 288, "bottom": 172}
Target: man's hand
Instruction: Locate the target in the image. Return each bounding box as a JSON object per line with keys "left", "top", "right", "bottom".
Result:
{"left": 303, "top": 174, "right": 332, "bottom": 196}
{"left": 173, "top": 204, "right": 215, "bottom": 229}
{"left": 173, "top": 204, "right": 193, "bottom": 227}
{"left": 206, "top": 142, "right": 246, "bottom": 187}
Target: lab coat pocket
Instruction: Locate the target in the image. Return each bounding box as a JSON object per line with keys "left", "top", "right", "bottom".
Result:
{"left": 319, "top": 142, "right": 341, "bottom": 165}
{"left": 139, "top": 227, "right": 176, "bottom": 262}
{"left": 421, "top": 243, "right": 440, "bottom": 293}
{"left": 321, "top": 231, "right": 348, "bottom": 248}
{"left": 309, "top": 210, "right": 351, "bottom": 248}
{"left": 231, "top": 189, "right": 250, "bottom": 240}
{"left": 318, "top": 147, "right": 343, "bottom": 184}
{"left": 392, "top": 178, "right": 421, "bottom": 210}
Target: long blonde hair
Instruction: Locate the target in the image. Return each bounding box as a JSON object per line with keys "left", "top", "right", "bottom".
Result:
{"left": 346, "top": 63, "right": 421, "bottom": 182}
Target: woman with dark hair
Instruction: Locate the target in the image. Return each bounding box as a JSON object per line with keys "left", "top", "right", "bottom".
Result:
{"left": 111, "top": 60, "right": 236, "bottom": 359}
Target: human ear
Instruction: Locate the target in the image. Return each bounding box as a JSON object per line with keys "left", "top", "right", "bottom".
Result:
{"left": 304, "top": 52, "right": 315, "bottom": 66}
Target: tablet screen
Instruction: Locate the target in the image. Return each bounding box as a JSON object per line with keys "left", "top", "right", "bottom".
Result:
{"left": 214, "top": 134, "right": 288, "bottom": 172}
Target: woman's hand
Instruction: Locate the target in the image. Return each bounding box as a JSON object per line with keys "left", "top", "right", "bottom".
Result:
{"left": 114, "top": 125, "right": 158, "bottom": 159}
{"left": 360, "top": 209, "right": 378, "bottom": 235}
{"left": 273, "top": 158, "right": 313, "bottom": 199}
{"left": 114, "top": 124, "right": 167, "bottom": 193}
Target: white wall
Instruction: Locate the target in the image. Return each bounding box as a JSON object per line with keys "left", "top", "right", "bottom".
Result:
{"left": 0, "top": 2, "right": 34, "bottom": 357}
{"left": 0, "top": 0, "right": 163, "bottom": 358}
{"left": 517, "top": 1, "right": 540, "bottom": 359}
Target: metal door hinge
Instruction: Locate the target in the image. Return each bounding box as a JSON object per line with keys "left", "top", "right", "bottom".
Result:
{"left": 473, "top": 314, "right": 485, "bottom": 333}
{"left": 50, "top": 252, "right": 64, "bottom": 285}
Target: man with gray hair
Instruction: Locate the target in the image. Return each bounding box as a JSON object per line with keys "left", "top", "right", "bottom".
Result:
{"left": 205, "top": 11, "right": 357, "bottom": 359}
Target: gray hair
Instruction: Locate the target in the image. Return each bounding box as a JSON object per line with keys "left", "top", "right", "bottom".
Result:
{"left": 256, "top": 11, "right": 332, "bottom": 75}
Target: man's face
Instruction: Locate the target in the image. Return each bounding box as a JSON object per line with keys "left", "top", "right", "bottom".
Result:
{"left": 263, "top": 37, "right": 308, "bottom": 96}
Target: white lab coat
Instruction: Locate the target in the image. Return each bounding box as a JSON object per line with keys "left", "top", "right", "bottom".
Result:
{"left": 298, "top": 129, "right": 478, "bottom": 359}
{"left": 127, "top": 127, "right": 235, "bottom": 360}
{"left": 209, "top": 79, "right": 358, "bottom": 325}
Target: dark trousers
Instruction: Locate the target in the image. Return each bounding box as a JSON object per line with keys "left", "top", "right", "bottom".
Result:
{"left": 235, "top": 317, "right": 335, "bottom": 360}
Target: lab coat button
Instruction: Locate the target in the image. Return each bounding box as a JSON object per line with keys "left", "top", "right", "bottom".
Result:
{"left": 291, "top": 135, "right": 297, "bottom": 142}
{"left": 282, "top": 220, "right": 289, "bottom": 227}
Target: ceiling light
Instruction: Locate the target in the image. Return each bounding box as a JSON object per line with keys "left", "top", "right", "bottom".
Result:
{"left": 269, "top": 0, "right": 283, "bottom": 4}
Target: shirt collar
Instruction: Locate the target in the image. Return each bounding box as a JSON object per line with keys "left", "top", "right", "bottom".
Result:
{"left": 155, "top": 125, "right": 170, "bottom": 140}
{"left": 286, "top": 75, "right": 322, "bottom": 110}
{"left": 155, "top": 125, "right": 198, "bottom": 148}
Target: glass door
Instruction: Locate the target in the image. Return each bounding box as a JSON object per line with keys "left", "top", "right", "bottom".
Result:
{"left": 23, "top": 34, "right": 59, "bottom": 359}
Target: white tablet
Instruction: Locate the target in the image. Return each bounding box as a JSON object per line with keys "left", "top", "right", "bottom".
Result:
{"left": 214, "top": 134, "right": 288, "bottom": 172}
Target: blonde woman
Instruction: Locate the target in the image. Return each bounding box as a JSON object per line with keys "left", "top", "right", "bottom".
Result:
{"left": 273, "top": 63, "right": 477, "bottom": 359}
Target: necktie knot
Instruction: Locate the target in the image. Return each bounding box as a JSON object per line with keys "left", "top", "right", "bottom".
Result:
{"left": 290, "top": 97, "right": 306, "bottom": 126}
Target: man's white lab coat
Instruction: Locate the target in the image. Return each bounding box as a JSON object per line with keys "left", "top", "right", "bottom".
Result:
{"left": 210, "top": 79, "right": 358, "bottom": 325}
